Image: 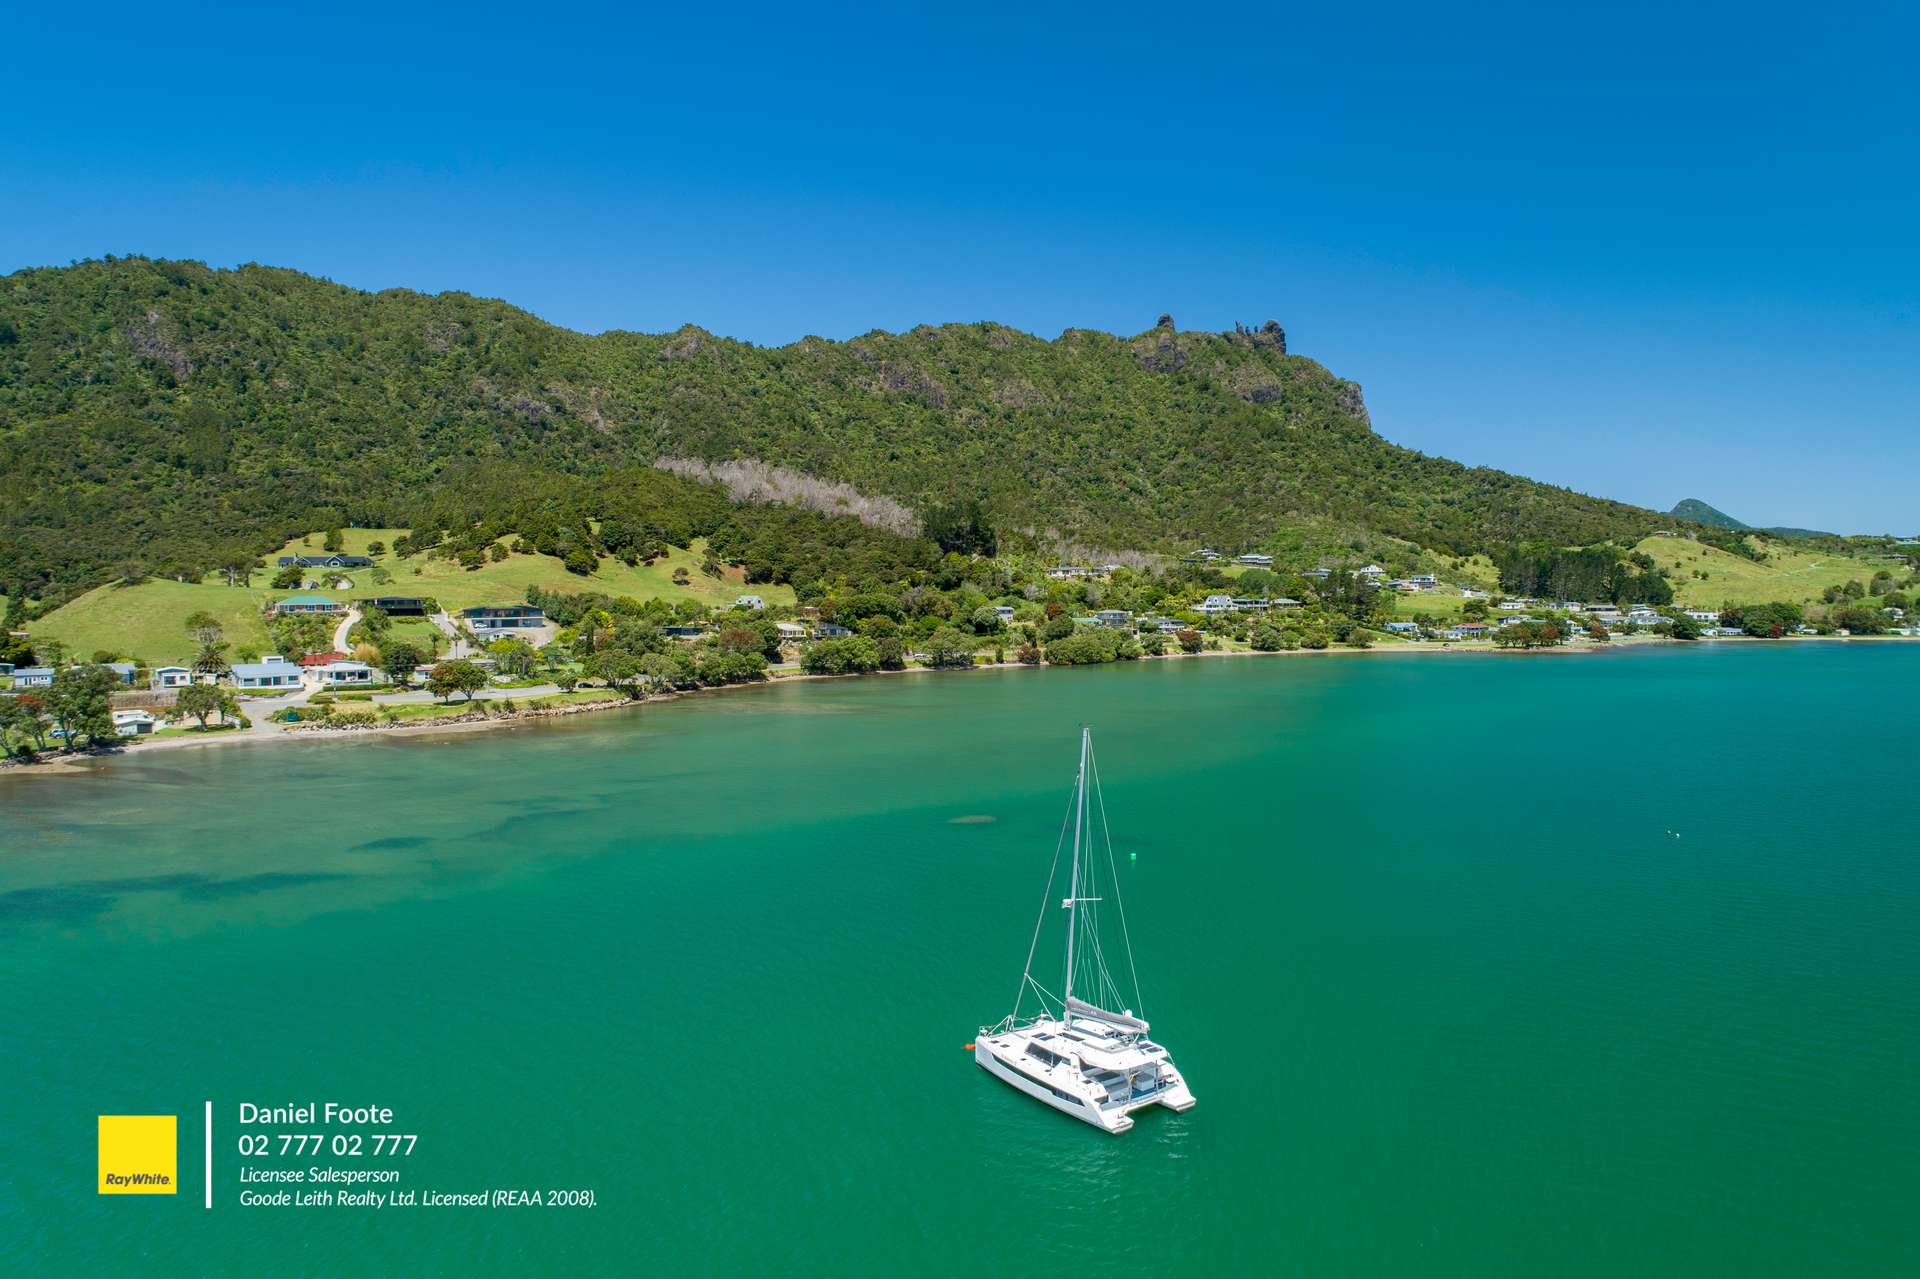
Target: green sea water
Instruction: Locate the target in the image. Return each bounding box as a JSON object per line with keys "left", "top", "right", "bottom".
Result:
{"left": 2, "top": 644, "right": 1916, "bottom": 1275}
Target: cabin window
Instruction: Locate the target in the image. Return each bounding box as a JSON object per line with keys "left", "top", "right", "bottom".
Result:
{"left": 1026, "top": 1044, "right": 1062, "bottom": 1068}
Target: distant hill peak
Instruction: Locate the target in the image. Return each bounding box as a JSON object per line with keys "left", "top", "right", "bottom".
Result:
{"left": 1670, "top": 498, "right": 1749, "bottom": 530}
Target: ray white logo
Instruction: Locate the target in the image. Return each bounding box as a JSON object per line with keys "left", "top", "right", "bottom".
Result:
{"left": 98, "top": 1115, "right": 177, "bottom": 1195}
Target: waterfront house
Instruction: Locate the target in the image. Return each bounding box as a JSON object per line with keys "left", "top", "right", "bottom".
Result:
{"left": 1443, "top": 622, "right": 1492, "bottom": 640}
{"left": 317, "top": 660, "right": 375, "bottom": 685}
{"left": 1385, "top": 621, "right": 1420, "bottom": 636}
{"left": 1231, "top": 597, "right": 1271, "bottom": 611}
{"left": 298, "top": 651, "right": 347, "bottom": 668}
{"left": 462, "top": 604, "right": 545, "bottom": 632}
{"left": 14, "top": 666, "right": 55, "bottom": 688}
{"left": 1197, "top": 594, "right": 1237, "bottom": 615}
{"left": 112, "top": 709, "right": 158, "bottom": 737}
{"left": 733, "top": 595, "right": 765, "bottom": 610}
{"left": 812, "top": 623, "right": 853, "bottom": 639}
{"left": 151, "top": 665, "right": 193, "bottom": 689}
{"left": 1095, "top": 609, "right": 1132, "bottom": 629}
{"left": 1272, "top": 597, "right": 1302, "bottom": 610}
{"left": 273, "top": 593, "right": 344, "bottom": 616}
{"left": 775, "top": 621, "right": 809, "bottom": 640}
{"left": 228, "top": 657, "right": 302, "bottom": 690}
{"left": 1153, "top": 617, "right": 1184, "bottom": 634}
{"left": 357, "top": 596, "right": 429, "bottom": 617}
{"left": 1236, "top": 553, "right": 1274, "bottom": 566}
{"left": 1684, "top": 609, "right": 1719, "bottom": 623}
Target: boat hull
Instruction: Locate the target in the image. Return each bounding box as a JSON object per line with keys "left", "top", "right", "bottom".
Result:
{"left": 976, "top": 1042, "right": 1133, "bottom": 1133}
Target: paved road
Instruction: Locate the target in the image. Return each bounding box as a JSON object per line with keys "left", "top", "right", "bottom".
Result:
{"left": 330, "top": 607, "right": 360, "bottom": 655}
{"left": 371, "top": 683, "right": 563, "bottom": 705}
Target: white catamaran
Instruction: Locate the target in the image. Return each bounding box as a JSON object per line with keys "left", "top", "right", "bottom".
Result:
{"left": 974, "top": 728, "right": 1195, "bottom": 1133}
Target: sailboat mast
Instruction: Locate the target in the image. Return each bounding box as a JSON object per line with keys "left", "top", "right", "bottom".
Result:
{"left": 1063, "top": 726, "right": 1088, "bottom": 1027}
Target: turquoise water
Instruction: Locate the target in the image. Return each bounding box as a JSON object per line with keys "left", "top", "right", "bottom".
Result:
{"left": 3, "top": 645, "right": 1916, "bottom": 1275}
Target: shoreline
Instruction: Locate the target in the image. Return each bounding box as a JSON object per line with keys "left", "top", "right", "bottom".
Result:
{"left": 2, "top": 633, "right": 1906, "bottom": 781}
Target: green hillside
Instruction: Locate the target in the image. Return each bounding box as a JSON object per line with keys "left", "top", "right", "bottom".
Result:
{"left": 30, "top": 532, "right": 793, "bottom": 664}
{"left": 1, "top": 257, "right": 1683, "bottom": 606}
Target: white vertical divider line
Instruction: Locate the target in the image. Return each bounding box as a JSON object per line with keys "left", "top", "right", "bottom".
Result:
{"left": 204, "top": 1100, "right": 213, "bottom": 1209}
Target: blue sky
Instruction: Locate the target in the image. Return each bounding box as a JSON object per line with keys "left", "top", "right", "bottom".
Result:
{"left": 5, "top": 3, "right": 1914, "bottom": 532}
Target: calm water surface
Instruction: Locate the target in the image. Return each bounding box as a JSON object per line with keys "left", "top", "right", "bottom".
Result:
{"left": 2, "top": 645, "right": 1915, "bottom": 1275}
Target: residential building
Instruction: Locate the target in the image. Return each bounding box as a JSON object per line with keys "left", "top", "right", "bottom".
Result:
{"left": 1410, "top": 574, "right": 1439, "bottom": 588}
{"left": 317, "top": 661, "right": 375, "bottom": 685}
{"left": 1272, "top": 597, "right": 1303, "bottom": 610}
{"left": 1045, "top": 566, "right": 1089, "bottom": 580}
{"left": 1498, "top": 599, "right": 1528, "bottom": 611}
{"left": 228, "top": 657, "right": 302, "bottom": 689}
{"left": 1357, "top": 565, "right": 1387, "bottom": 579}
{"left": 1443, "top": 622, "right": 1492, "bottom": 640}
{"left": 993, "top": 605, "right": 1016, "bottom": 621}
{"left": 1236, "top": 553, "right": 1273, "bottom": 566}
{"left": 462, "top": 605, "right": 545, "bottom": 631}
{"left": 357, "top": 596, "right": 429, "bottom": 617}
{"left": 733, "top": 595, "right": 766, "bottom": 610}
{"left": 13, "top": 667, "right": 55, "bottom": 687}
{"left": 1385, "top": 621, "right": 1420, "bottom": 636}
{"left": 1684, "top": 609, "right": 1719, "bottom": 623}
{"left": 1095, "top": 609, "right": 1133, "bottom": 629}
{"left": 112, "top": 709, "right": 159, "bottom": 736}
{"left": 151, "top": 666, "right": 193, "bottom": 689}
{"left": 812, "top": 623, "right": 853, "bottom": 639}
{"left": 775, "top": 621, "right": 809, "bottom": 640}
{"left": 298, "top": 651, "right": 347, "bottom": 669}
{"left": 105, "top": 662, "right": 139, "bottom": 685}
{"left": 1553, "top": 600, "right": 1584, "bottom": 612}
{"left": 1231, "top": 597, "right": 1271, "bottom": 611}
{"left": 273, "top": 594, "right": 344, "bottom": 616}
{"left": 1303, "top": 567, "right": 1332, "bottom": 581}
{"left": 277, "top": 554, "right": 374, "bottom": 569}
{"left": 663, "top": 625, "right": 708, "bottom": 640}
{"left": 1197, "top": 595, "right": 1237, "bottom": 615}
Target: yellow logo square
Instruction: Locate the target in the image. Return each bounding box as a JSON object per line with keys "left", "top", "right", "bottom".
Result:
{"left": 98, "top": 1115, "right": 177, "bottom": 1194}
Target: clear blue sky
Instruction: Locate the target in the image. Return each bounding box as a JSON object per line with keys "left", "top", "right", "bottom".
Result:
{"left": 5, "top": 2, "right": 1914, "bottom": 532}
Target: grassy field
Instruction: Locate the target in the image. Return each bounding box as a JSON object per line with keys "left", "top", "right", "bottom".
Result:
{"left": 1634, "top": 536, "right": 1899, "bottom": 607}
{"left": 30, "top": 531, "right": 793, "bottom": 664}
{"left": 266, "top": 531, "right": 792, "bottom": 613}
{"left": 29, "top": 578, "right": 280, "bottom": 664}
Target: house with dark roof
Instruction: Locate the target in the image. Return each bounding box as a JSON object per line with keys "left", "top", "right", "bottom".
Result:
{"left": 357, "top": 596, "right": 429, "bottom": 617}
{"left": 461, "top": 605, "right": 545, "bottom": 631}
{"left": 278, "top": 554, "right": 373, "bottom": 569}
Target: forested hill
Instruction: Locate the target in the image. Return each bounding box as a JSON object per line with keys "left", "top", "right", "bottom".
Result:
{"left": 1, "top": 257, "right": 1673, "bottom": 596}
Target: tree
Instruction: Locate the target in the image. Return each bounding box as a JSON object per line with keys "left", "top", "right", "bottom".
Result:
{"left": 1250, "top": 623, "right": 1283, "bottom": 651}
{"left": 171, "top": 681, "right": 239, "bottom": 729}
{"left": 0, "top": 694, "right": 50, "bottom": 753}
{"left": 272, "top": 564, "right": 304, "bottom": 589}
{"left": 564, "top": 544, "right": 598, "bottom": 575}
{"left": 47, "top": 664, "right": 116, "bottom": 747}
{"left": 427, "top": 659, "right": 488, "bottom": 702}
{"left": 969, "top": 605, "right": 1004, "bottom": 634}
{"left": 801, "top": 636, "right": 881, "bottom": 675}
{"left": 584, "top": 650, "right": 642, "bottom": 696}
{"left": 1176, "top": 628, "right": 1203, "bottom": 654}
{"left": 377, "top": 639, "right": 424, "bottom": 685}
{"left": 323, "top": 528, "right": 344, "bottom": 552}
{"left": 366, "top": 541, "right": 386, "bottom": 556}
{"left": 922, "top": 627, "right": 976, "bottom": 668}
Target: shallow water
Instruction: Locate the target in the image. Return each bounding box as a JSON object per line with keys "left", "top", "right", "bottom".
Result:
{"left": 3, "top": 645, "right": 1915, "bottom": 1274}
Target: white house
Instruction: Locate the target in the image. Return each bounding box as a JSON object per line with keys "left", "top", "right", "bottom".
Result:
{"left": 1197, "top": 595, "right": 1237, "bottom": 615}
{"left": 1684, "top": 609, "right": 1719, "bottom": 623}
{"left": 13, "top": 666, "right": 55, "bottom": 688}
{"left": 1236, "top": 553, "right": 1273, "bottom": 566}
{"left": 775, "top": 621, "right": 809, "bottom": 640}
{"left": 152, "top": 665, "right": 193, "bottom": 689}
{"left": 1498, "top": 599, "right": 1528, "bottom": 612}
{"left": 734, "top": 595, "right": 765, "bottom": 610}
{"left": 1410, "top": 574, "right": 1440, "bottom": 588}
{"left": 317, "top": 660, "right": 375, "bottom": 685}
{"left": 112, "top": 709, "right": 159, "bottom": 737}
{"left": 1357, "top": 565, "right": 1387, "bottom": 579}
{"left": 993, "top": 605, "right": 1016, "bottom": 621}
{"left": 1044, "top": 566, "right": 1089, "bottom": 580}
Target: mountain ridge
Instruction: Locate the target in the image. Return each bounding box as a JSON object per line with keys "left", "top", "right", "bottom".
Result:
{"left": 2, "top": 256, "right": 1695, "bottom": 599}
